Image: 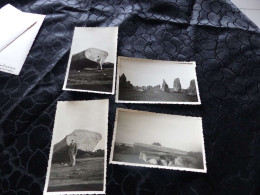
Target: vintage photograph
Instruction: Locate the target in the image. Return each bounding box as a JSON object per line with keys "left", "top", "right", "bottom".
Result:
{"left": 116, "top": 57, "right": 201, "bottom": 104}
{"left": 63, "top": 27, "right": 118, "bottom": 94}
{"left": 44, "top": 100, "right": 108, "bottom": 195}
{"left": 110, "top": 108, "right": 206, "bottom": 173}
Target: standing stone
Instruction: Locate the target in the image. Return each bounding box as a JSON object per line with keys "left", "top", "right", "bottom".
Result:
{"left": 139, "top": 152, "right": 147, "bottom": 162}
{"left": 70, "top": 48, "right": 108, "bottom": 70}
{"left": 52, "top": 129, "right": 102, "bottom": 163}
{"left": 162, "top": 79, "right": 169, "bottom": 92}
{"left": 84, "top": 48, "right": 108, "bottom": 70}
{"left": 168, "top": 161, "right": 174, "bottom": 166}
{"left": 160, "top": 159, "right": 168, "bottom": 166}
{"left": 119, "top": 73, "right": 133, "bottom": 89}
{"left": 119, "top": 73, "right": 127, "bottom": 88}
{"left": 187, "top": 79, "right": 197, "bottom": 96}
{"left": 173, "top": 78, "right": 182, "bottom": 92}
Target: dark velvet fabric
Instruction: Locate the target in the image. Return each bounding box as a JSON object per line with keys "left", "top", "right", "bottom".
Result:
{"left": 0, "top": 0, "right": 260, "bottom": 194}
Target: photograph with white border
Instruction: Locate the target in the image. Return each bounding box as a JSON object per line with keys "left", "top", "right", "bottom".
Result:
{"left": 110, "top": 108, "right": 207, "bottom": 173}
{"left": 63, "top": 27, "right": 118, "bottom": 94}
{"left": 116, "top": 57, "right": 201, "bottom": 104}
{"left": 44, "top": 100, "right": 109, "bottom": 195}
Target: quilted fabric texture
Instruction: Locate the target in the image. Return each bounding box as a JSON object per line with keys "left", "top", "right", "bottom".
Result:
{"left": 0, "top": 0, "right": 260, "bottom": 194}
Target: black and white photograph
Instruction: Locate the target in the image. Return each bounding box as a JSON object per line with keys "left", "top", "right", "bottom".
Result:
{"left": 63, "top": 27, "right": 118, "bottom": 94}
{"left": 44, "top": 100, "right": 108, "bottom": 195}
{"left": 116, "top": 57, "right": 201, "bottom": 104}
{"left": 110, "top": 108, "right": 206, "bottom": 173}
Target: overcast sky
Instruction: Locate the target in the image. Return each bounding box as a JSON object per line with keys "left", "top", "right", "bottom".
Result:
{"left": 115, "top": 109, "right": 204, "bottom": 153}
{"left": 70, "top": 27, "right": 118, "bottom": 63}
{"left": 119, "top": 57, "right": 197, "bottom": 89}
{"left": 52, "top": 100, "right": 108, "bottom": 151}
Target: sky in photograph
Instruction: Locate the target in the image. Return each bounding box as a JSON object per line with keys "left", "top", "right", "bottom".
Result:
{"left": 115, "top": 109, "right": 204, "bottom": 153}
{"left": 70, "top": 27, "right": 118, "bottom": 63}
{"left": 119, "top": 57, "right": 197, "bottom": 89}
{"left": 52, "top": 100, "right": 108, "bottom": 151}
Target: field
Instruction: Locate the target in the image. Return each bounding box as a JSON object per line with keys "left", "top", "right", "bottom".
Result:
{"left": 66, "top": 68, "right": 114, "bottom": 92}
{"left": 113, "top": 153, "right": 143, "bottom": 164}
{"left": 113, "top": 146, "right": 204, "bottom": 169}
{"left": 118, "top": 89, "right": 198, "bottom": 102}
{"left": 113, "top": 153, "right": 187, "bottom": 168}
{"left": 47, "top": 157, "right": 104, "bottom": 192}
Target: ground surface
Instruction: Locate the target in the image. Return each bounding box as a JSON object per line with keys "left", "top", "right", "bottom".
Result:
{"left": 113, "top": 153, "right": 203, "bottom": 169}
{"left": 118, "top": 89, "right": 198, "bottom": 102}
{"left": 66, "top": 68, "right": 114, "bottom": 92}
{"left": 47, "top": 157, "right": 104, "bottom": 192}
{"left": 113, "top": 153, "right": 189, "bottom": 168}
{"left": 113, "top": 153, "right": 144, "bottom": 164}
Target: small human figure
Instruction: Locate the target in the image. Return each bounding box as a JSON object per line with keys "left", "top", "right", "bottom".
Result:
{"left": 69, "top": 139, "right": 78, "bottom": 167}
{"left": 97, "top": 56, "right": 102, "bottom": 70}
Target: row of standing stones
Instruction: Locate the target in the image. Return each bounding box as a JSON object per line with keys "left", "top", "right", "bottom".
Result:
{"left": 120, "top": 74, "right": 197, "bottom": 96}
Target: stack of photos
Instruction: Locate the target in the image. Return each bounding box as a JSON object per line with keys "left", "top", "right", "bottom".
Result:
{"left": 63, "top": 27, "right": 118, "bottom": 94}
{"left": 44, "top": 100, "right": 108, "bottom": 195}
{"left": 110, "top": 108, "right": 206, "bottom": 173}
{"left": 116, "top": 57, "right": 201, "bottom": 104}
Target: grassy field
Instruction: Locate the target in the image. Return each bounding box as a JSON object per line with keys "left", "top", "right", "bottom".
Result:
{"left": 66, "top": 68, "right": 114, "bottom": 92}
{"left": 47, "top": 157, "right": 104, "bottom": 192}
{"left": 118, "top": 89, "right": 198, "bottom": 102}
{"left": 113, "top": 153, "right": 144, "bottom": 164}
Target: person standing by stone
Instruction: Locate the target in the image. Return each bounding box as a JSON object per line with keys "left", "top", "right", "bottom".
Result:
{"left": 69, "top": 139, "right": 78, "bottom": 167}
{"left": 97, "top": 56, "right": 102, "bottom": 70}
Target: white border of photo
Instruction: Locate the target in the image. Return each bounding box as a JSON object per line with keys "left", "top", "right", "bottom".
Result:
{"left": 63, "top": 27, "right": 118, "bottom": 94}
{"left": 43, "top": 100, "right": 109, "bottom": 195}
{"left": 109, "top": 108, "right": 207, "bottom": 173}
{"left": 115, "top": 57, "right": 201, "bottom": 105}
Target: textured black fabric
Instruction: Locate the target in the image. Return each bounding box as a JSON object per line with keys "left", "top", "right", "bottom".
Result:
{"left": 0, "top": 0, "right": 260, "bottom": 194}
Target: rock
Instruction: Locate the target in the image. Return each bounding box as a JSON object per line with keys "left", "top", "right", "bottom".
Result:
{"left": 126, "top": 81, "right": 133, "bottom": 88}
{"left": 145, "top": 85, "right": 161, "bottom": 92}
{"left": 52, "top": 129, "right": 102, "bottom": 163}
{"left": 147, "top": 159, "right": 158, "bottom": 165}
{"left": 119, "top": 73, "right": 127, "bottom": 88}
{"left": 139, "top": 152, "right": 147, "bottom": 162}
{"left": 119, "top": 73, "right": 133, "bottom": 89}
{"left": 162, "top": 79, "right": 169, "bottom": 92}
{"left": 187, "top": 79, "right": 197, "bottom": 96}
{"left": 173, "top": 78, "right": 182, "bottom": 92}
{"left": 70, "top": 48, "right": 108, "bottom": 70}
{"left": 168, "top": 161, "right": 174, "bottom": 166}
{"left": 160, "top": 159, "right": 168, "bottom": 166}
{"left": 174, "top": 157, "right": 184, "bottom": 166}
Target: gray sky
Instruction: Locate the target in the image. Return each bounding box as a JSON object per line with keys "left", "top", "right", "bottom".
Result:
{"left": 71, "top": 27, "right": 118, "bottom": 63}
{"left": 52, "top": 100, "right": 108, "bottom": 151}
{"left": 119, "top": 57, "right": 197, "bottom": 89}
{"left": 115, "top": 109, "right": 204, "bottom": 153}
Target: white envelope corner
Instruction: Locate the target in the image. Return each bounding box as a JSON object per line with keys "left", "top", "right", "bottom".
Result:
{"left": 0, "top": 4, "right": 45, "bottom": 75}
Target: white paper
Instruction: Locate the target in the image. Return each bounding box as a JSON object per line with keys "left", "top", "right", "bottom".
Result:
{"left": 0, "top": 4, "right": 45, "bottom": 75}
{"left": 0, "top": 4, "right": 37, "bottom": 52}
